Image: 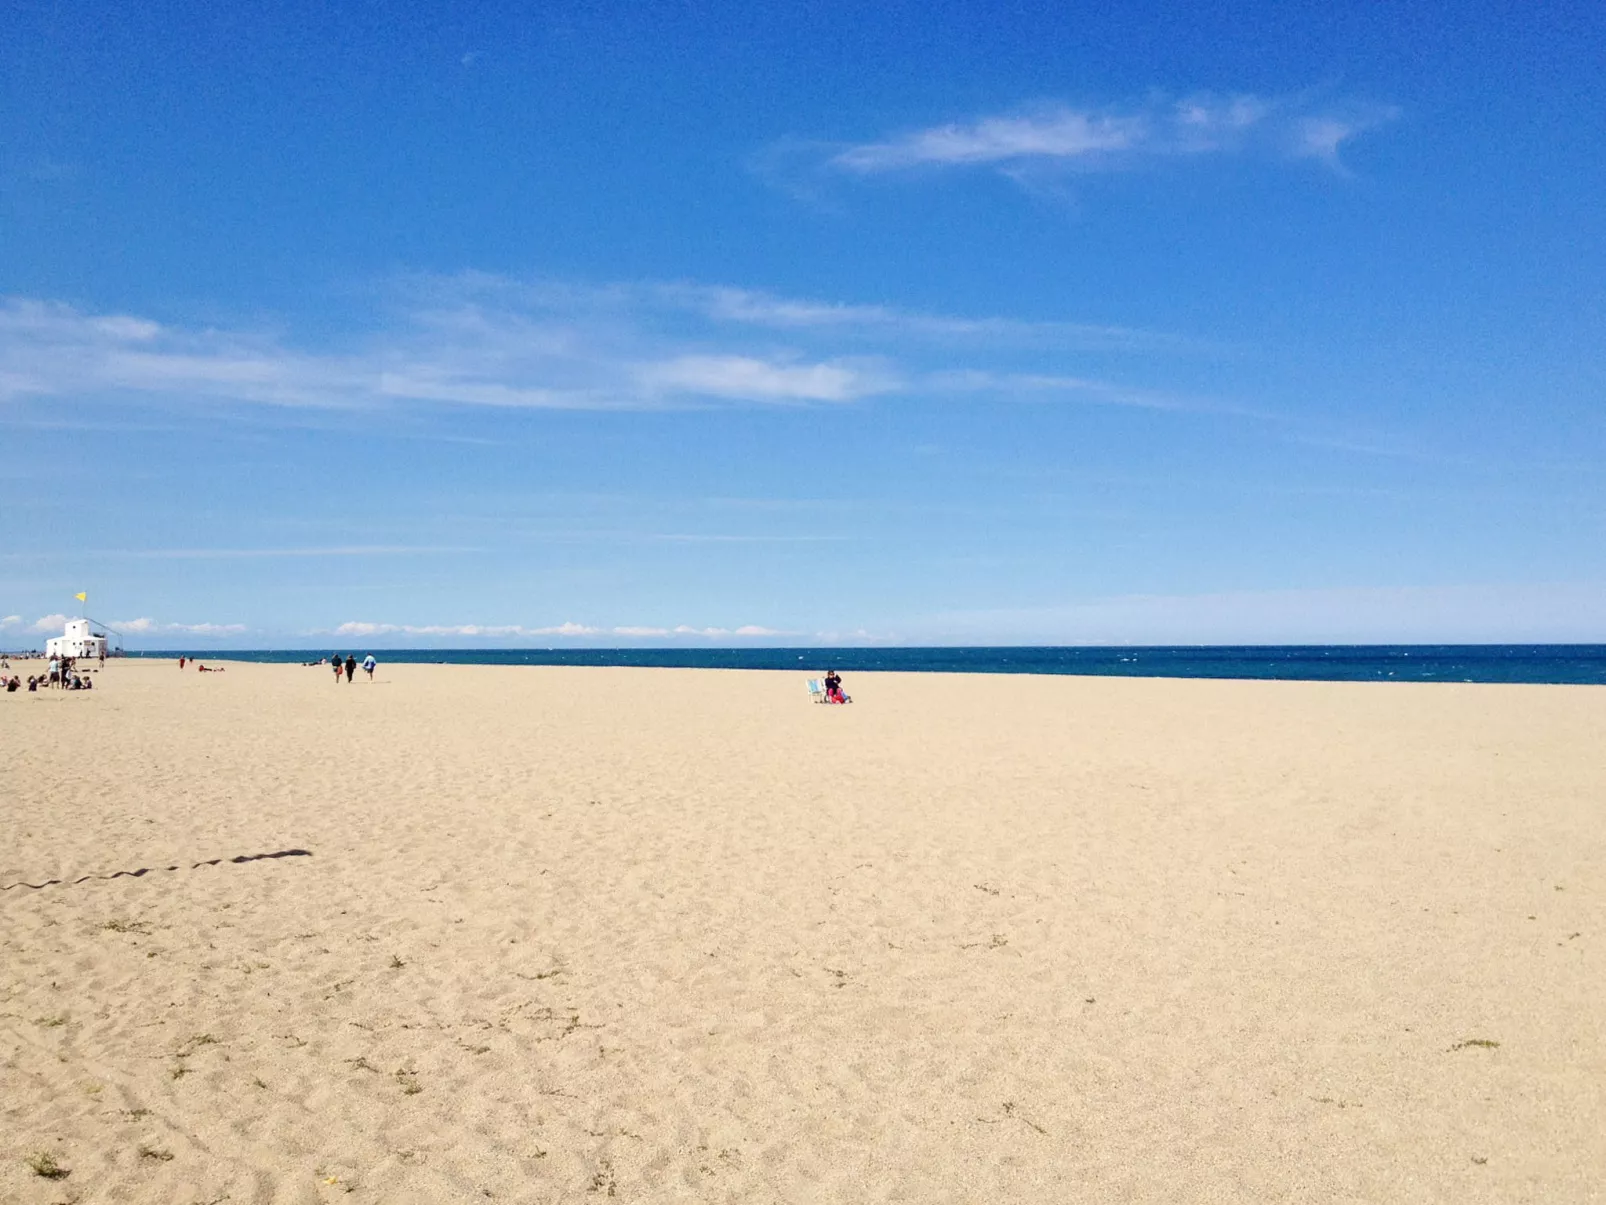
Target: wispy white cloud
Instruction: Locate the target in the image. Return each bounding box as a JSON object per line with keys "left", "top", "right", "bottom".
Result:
{"left": 0, "top": 614, "right": 21, "bottom": 628}
{"left": 637, "top": 354, "right": 897, "bottom": 403}
{"left": 835, "top": 107, "right": 1145, "bottom": 172}
{"left": 27, "top": 613, "right": 70, "bottom": 633}
{"left": 668, "top": 284, "right": 1186, "bottom": 352}
{"left": 0, "top": 299, "right": 366, "bottom": 408}
{"left": 0, "top": 275, "right": 1207, "bottom": 419}
{"left": 809, "top": 92, "right": 1396, "bottom": 183}
{"left": 0, "top": 294, "right": 888, "bottom": 413}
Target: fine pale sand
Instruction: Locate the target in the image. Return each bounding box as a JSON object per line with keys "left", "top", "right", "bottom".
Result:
{"left": 2, "top": 661, "right": 1602, "bottom": 1203}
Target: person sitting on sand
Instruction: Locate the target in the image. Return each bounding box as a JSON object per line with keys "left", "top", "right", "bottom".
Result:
{"left": 27, "top": 675, "right": 38, "bottom": 691}
{"left": 5, "top": 675, "right": 18, "bottom": 692}
{"left": 824, "top": 670, "right": 849, "bottom": 704}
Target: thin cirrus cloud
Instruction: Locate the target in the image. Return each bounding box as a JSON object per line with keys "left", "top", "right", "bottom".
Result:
{"left": 0, "top": 292, "right": 890, "bottom": 413}
{"left": 678, "top": 284, "right": 1188, "bottom": 353}
{"left": 812, "top": 92, "right": 1397, "bottom": 182}
{"left": 454, "top": 275, "right": 1185, "bottom": 352}
{"left": 0, "top": 274, "right": 1202, "bottom": 419}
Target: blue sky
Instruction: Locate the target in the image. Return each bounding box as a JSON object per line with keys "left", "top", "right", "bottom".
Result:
{"left": 2, "top": 0, "right": 1603, "bottom": 647}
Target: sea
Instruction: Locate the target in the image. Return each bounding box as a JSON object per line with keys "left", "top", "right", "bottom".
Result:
{"left": 125, "top": 646, "right": 1606, "bottom": 685}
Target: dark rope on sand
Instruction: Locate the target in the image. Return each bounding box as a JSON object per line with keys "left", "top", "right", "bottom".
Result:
{"left": 1, "top": 848, "right": 312, "bottom": 892}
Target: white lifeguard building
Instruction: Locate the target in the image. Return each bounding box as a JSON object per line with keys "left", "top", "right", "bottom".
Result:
{"left": 46, "top": 618, "right": 109, "bottom": 660}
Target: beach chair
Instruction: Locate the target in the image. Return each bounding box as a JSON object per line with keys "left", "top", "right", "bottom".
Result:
{"left": 807, "top": 677, "right": 826, "bottom": 703}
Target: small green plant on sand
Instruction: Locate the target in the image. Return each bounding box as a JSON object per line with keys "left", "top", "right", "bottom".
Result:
{"left": 27, "top": 1151, "right": 70, "bottom": 1179}
{"left": 1448, "top": 1038, "right": 1501, "bottom": 1051}
{"left": 138, "top": 1144, "right": 174, "bottom": 1161}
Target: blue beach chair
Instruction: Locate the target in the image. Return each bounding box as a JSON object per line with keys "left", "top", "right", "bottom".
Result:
{"left": 806, "top": 677, "right": 826, "bottom": 703}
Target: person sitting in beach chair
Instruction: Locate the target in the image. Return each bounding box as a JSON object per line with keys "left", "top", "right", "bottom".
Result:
{"left": 824, "top": 670, "right": 850, "bottom": 704}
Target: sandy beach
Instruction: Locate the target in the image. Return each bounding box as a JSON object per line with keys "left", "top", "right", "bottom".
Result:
{"left": 2, "top": 659, "right": 1602, "bottom": 1203}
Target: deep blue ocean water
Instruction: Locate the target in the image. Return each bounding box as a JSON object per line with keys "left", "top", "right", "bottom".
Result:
{"left": 124, "top": 646, "right": 1606, "bottom": 685}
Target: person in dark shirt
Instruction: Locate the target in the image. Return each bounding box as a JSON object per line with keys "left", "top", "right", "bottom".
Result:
{"left": 344, "top": 654, "right": 356, "bottom": 682}
{"left": 824, "top": 670, "right": 847, "bottom": 703}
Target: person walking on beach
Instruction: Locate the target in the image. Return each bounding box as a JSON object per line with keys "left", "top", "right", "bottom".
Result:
{"left": 344, "top": 654, "right": 356, "bottom": 683}
{"left": 332, "top": 655, "right": 344, "bottom": 683}
{"left": 362, "top": 654, "right": 376, "bottom": 681}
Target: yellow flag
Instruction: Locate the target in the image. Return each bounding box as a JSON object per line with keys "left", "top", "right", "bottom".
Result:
{"left": 74, "top": 592, "right": 87, "bottom": 602}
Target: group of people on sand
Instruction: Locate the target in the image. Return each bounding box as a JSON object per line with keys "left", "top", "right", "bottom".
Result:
{"left": 42, "top": 656, "right": 93, "bottom": 690}
{"left": 176, "top": 657, "right": 224, "bottom": 673}
{"left": 6, "top": 657, "right": 95, "bottom": 692}
{"left": 329, "top": 653, "right": 376, "bottom": 682}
